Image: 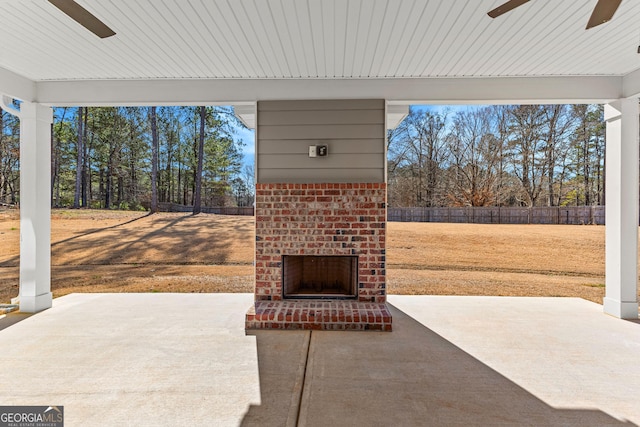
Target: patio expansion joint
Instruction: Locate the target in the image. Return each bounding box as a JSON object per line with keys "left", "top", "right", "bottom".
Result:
{"left": 294, "top": 330, "right": 312, "bottom": 427}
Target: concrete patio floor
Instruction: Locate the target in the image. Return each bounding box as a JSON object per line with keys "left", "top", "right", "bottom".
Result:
{"left": 0, "top": 294, "right": 638, "bottom": 426}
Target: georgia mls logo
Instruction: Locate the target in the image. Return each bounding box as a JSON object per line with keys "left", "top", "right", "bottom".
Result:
{"left": 0, "top": 406, "right": 64, "bottom": 427}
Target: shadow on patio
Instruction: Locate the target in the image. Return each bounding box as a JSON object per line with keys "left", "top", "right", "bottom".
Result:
{"left": 243, "top": 302, "right": 637, "bottom": 426}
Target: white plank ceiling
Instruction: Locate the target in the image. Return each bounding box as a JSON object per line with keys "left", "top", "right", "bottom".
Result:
{"left": 2, "top": 0, "right": 640, "bottom": 82}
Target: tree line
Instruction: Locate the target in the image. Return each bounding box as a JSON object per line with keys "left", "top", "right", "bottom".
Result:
{"left": 387, "top": 104, "right": 605, "bottom": 208}
{"left": 1, "top": 103, "right": 605, "bottom": 211}
{"left": 1, "top": 105, "right": 253, "bottom": 211}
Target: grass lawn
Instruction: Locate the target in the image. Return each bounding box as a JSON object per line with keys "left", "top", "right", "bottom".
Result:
{"left": 0, "top": 208, "right": 626, "bottom": 305}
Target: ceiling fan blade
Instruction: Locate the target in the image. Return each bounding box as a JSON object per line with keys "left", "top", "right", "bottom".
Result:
{"left": 487, "top": 0, "right": 531, "bottom": 18}
{"left": 586, "top": 0, "right": 622, "bottom": 29}
{"left": 48, "top": 0, "right": 115, "bottom": 38}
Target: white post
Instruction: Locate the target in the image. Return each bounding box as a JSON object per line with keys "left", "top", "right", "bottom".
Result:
{"left": 604, "top": 100, "right": 639, "bottom": 319}
{"left": 18, "top": 102, "right": 53, "bottom": 313}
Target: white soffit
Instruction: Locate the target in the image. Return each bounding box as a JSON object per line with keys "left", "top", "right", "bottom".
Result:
{"left": 1, "top": 0, "right": 640, "bottom": 104}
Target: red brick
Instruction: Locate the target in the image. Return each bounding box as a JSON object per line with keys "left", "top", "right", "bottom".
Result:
{"left": 253, "top": 184, "right": 387, "bottom": 305}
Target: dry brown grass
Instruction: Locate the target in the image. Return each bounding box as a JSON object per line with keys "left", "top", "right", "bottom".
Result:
{"left": 0, "top": 208, "right": 629, "bottom": 306}
{"left": 0, "top": 209, "right": 254, "bottom": 303}
{"left": 387, "top": 222, "right": 610, "bottom": 303}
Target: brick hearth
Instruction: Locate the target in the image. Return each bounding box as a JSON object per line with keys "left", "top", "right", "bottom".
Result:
{"left": 246, "top": 300, "right": 392, "bottom": 331}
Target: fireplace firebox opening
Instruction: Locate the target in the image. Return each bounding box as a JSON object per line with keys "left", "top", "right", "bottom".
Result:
{"left": 283, "top": 255, "right": 358, "bottom": 299}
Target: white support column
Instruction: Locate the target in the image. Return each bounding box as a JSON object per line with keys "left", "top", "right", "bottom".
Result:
{"left": 604, "top": 99, "right": 639, "bottom": 319}
{"left": 17, "top": 102, "right": 53, "bottom": 313}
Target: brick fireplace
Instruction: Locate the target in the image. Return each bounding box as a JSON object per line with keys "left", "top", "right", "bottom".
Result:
{"left": 245, "top": 100, "right": 392, "bottom": 331}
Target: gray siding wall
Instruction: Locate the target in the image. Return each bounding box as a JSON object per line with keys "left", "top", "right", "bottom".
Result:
{"left": 257, "top": 99, "right": 385, "bottom": 183}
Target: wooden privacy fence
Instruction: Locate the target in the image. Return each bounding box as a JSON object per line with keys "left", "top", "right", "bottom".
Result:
{"left": 387, "top": 206, "right": 606, "bottom": 225}
{"left": 157, "top": 202, "right": 606, "bottom": 224}
{"left": 158, "top": 202, "right": 254, "bottom": 216}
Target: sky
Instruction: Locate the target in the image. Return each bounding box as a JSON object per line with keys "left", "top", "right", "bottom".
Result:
{"left": 412, "top": 104, "right": 486, "bottom": 115}
{"left": 234, "top": 123, "right": 255, "bottom": 169}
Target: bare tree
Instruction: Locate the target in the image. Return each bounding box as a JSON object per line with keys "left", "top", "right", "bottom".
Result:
{"left": 0, "top": 107, "right": 20, "bottom": 205}
{"left": 388, "top": 108, "right": 448, "bottom": 206}
{"left": 542, "top": 105, "right": 574, "bottom": 206}
{"left": 446, "top": 107, "right": 501, "bottom": 206}
{"left": 507, "top": 106, "right": 547, "bottom": 207}
{"left": 571, "top": 105, "right": 605, "bottom": 206}
{"left": 489, "top": 105, "right": 512, "bottom": 206}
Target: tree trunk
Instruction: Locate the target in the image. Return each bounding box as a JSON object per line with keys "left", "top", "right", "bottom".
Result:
{"left": 193, "top": 106, "right": 205, "bottom": 215}
{"left": 73, "top": 107, "right": 84, "bottom": 208}
{"left": 87, "top": 125, "right": 94, "bottom": 207}
{"left": 81, "top": 108, "right": 89, "bottom": 207}
{"left": 50, "top": 122, "right": 56, "bottom": 207}
{"left": 583, "top": 133, "right": 590, "bottom": 206}
{"left": 150, "top": 106, "right": 159, "bottom": 213}
{"left": 99, "top": 169, "right": 105, "bottom": 208}
{"left": 105, "top": 167, "right": 112, "bottom": 209}
{"left": 117, "top": 175, "right": 124, "bottom": 206}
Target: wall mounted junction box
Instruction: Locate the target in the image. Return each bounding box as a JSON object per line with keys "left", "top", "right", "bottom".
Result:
{"left": 309, "top": 144, "right": 328, "bottom": 157}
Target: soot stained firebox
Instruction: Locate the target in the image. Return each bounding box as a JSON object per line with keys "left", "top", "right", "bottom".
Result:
{"left": 282, "top": 255, "right": 357, "bottom": 299}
